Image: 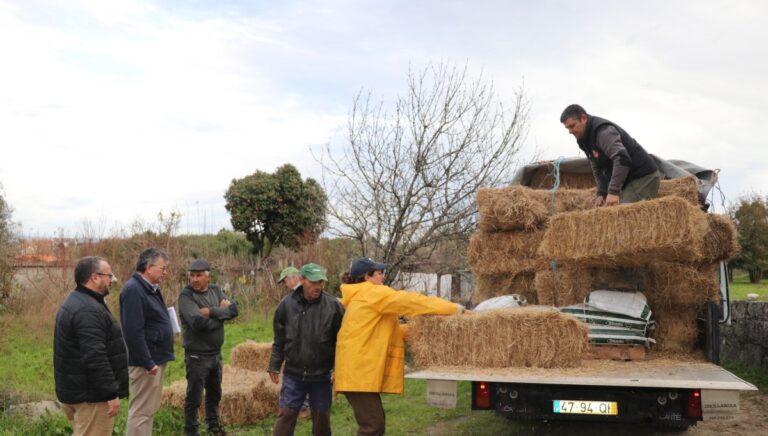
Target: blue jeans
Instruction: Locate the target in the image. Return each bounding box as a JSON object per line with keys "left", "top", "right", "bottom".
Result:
{"left": 279, "top": 372, "right": 332, "bottom": 411}
{"left": 273, "top": 373, "right": 332, "bottom": 436}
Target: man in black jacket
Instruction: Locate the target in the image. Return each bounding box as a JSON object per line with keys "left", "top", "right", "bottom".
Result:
{"left": 119, "top": 248, "right": 175, "bottom": 436}
{"left": 178, "top": 259, "right": 238, "bottom": 436}
{"left": 268, "top": 263, "right": 345, "bottom": 436}
{"left": 54, "top": 256, "right": 128, "bottom": 435}
{"left": 561, "top": 104, "right": 660, "bottom": 206}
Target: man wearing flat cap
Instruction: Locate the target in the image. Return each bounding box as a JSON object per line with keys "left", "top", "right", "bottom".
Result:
{"left": 178, "top": 259, "right": 238, "bottom": 436}
{"left": 268, "top": 263, "right": 345, "bottom": 436}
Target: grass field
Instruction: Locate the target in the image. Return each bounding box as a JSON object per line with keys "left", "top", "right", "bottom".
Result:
{"left": 729, "top": 270, "right": 768, "bottom": 301}
{"left": 0, "top": 312, "right": 514, "bottom": 435}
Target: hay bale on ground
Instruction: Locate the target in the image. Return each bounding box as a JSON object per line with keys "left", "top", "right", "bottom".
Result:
{"left": 231, "top": 341, "right": 273, "bottom": 372}
{"left": 407, "top": 307, "right": 588, "bottom": 368}
{"left": 645, "top": 263, "right": 720, "bottom": 309}
{"left": 472, "top": 273, "right": 536, "bottom": 306}
{"left": 538, "top": 196, "right": 709, "bottom": 267}
{"left": 698, "top": 214, "right": 740, "bottom": 263}
{"left": 658, "top": 177, "right": 700, "bottom": 206}
{"left": 161, "top": 365, "right": 279, "bottom": 425}
{"left": 534, "top": 266, "right": 592, "bottom": 307}
{"left": 651, "top": 306, "right": 701, "bottom": 353}
{"left": 469, "top": 231, "right": 546, "bottom": 275}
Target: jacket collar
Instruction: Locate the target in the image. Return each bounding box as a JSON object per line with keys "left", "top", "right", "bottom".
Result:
{"left": 134, "top": 271, "right": 160, "bottom": 294}
{"left": 75, "top": 284, "right": 106, "bottom": 303}
{"left": 293, "top": 285, "right": 321, "bottom": 305}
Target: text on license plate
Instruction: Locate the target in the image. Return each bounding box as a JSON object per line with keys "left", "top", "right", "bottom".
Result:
{"left": 553, "top": 400, "right": 618, "bottom": 415}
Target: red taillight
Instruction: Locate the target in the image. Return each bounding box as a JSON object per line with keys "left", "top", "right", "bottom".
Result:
{"left": 687, "top": 390, "right": 702, "bottom": 418}
{"left": 474, "top": 382, "right": 492, "bottom": 409}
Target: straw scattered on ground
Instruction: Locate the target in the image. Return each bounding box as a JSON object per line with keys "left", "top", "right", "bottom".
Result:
{"left": 538, "top": 196, "right": 709, "bottom": 267}
{"left": 162, "top": 365, "right": 279, "bottom": 425}
{"left": 408, "top": 307, "right": 589, "bottom": 368}
{"left": 469, "top": 230, "right": 546, "bottom": 275}
{"left": 230, "top": 340, "right": 273, "bottom": 372}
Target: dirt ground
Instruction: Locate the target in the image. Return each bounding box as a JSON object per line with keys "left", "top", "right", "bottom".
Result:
{"left": 425, "top": 391, "right": 767, "bottom": 435}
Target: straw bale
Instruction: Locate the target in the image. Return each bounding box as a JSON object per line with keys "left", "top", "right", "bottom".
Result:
{"left": 658, "top": 177, "right": 700, "bottom": 206}
{"left": 591, "top": 267, "right": 647, "bottom": 292}
{"left": 468, "top": 231, "right": 546, "bottom": 275}
{"left": 698, "top": 214, "right": 740, "bottom": 263}
{"left": 534, "top": 266, "right": 592, "bottom": 307}
{"left": 472, "top": 273, "right": 536, "bottom": 306}
{"left": 477, "top": 186, "right": 595, "bottom": 232}
{"left": 652, "top": 306, "right": 701, "bottom": 353}
{"left": 645, "top": 263, "right": 720, "bottom": 309}
{"left": 529, "top": 166, "right": 595, "bottom": 190}
{"left": 161, "top": 365, "right": 279, "bottom": 425}
{"left": 538, "top": 196, "right": 709, "bottom": 267}
{"left": 231, "top": 341, "right": 273, "bottom": 372}
{"left": 477, "top": 186, "right": 549, "bottom": 231}
{"left": 407, "top": 307, "right": 589, "bottom": 368}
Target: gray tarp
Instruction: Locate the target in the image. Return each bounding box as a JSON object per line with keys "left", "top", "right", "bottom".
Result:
{"left": 510, "top": 155, "right": 718, "bottom": 204}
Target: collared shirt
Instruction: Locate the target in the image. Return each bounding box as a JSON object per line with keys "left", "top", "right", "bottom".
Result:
{"left": 139, "top": 274, "right": 160, "bottom": 293}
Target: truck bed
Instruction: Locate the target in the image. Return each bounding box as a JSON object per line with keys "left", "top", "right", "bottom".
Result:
{"left": 407, "top": 358, "right": 757, "bottom": 391}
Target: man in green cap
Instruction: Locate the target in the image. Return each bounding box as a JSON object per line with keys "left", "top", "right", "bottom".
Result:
{"left": 268, "top": 263, "right": 345, "bottom": 436}
{"left": 277, "top": 266, "right": 301, "bottom": 295}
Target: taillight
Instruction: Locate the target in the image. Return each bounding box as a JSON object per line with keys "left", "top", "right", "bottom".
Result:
{"left": 687, "top": 390, "right": 702, "bottom": 418}
{"left": 474, "top": 382, "right": 492, "bottom": 409}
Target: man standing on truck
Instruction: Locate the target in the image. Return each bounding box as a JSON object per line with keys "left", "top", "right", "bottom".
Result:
{"left": 561, "top": 104, "right": 660, "bottom": 206}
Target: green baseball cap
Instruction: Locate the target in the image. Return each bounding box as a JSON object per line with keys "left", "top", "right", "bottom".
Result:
{"left": 300, "top": 263, "right": 328, "bottom": 282}
{"left": 277, "top": 266, "right": 299, "bottom": 283}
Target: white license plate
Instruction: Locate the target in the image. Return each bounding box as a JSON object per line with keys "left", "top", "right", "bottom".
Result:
{"left": 553, "top": 400, "right": 618, "bottom": 415}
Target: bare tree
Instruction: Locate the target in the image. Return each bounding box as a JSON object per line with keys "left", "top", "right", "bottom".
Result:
{"left": 319, "top": 61, "right": 528, "bottom": 284}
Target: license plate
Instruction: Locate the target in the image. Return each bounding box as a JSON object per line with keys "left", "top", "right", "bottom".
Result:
{"left": 553, "top": 400, "right": 618, "bottom": 415}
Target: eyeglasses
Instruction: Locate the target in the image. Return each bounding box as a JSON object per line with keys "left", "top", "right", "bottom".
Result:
{"left": 150, "top": 264, "right": 168, "bottom": 272}
{"left": 95, "top": 272, "right": 116, "bottom": 280}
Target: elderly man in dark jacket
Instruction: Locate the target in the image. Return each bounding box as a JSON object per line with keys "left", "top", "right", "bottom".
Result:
{"left": 54, "top": 256, "right": 128, "bottom": 435}
{"left": 268, "top": 263, "right": 345, "bottom": 436}
{"left": 120, "top": 248, "right": 175, "bottom": 436}
{"left": 178, "top": 259, "right": 238, "bottom": 436}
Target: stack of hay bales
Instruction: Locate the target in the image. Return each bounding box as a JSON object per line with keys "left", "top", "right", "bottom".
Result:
{"left": 408, "top": 307, "right": 589, "bottom": 368}
{"left": 470, "top": 175, "right": 739, "bottom": 354}
{"left": 230, "top": 340, "right": 273, "bottom": 372}
{"left": 162, "top": 364, "right": 279, "bottom": 425}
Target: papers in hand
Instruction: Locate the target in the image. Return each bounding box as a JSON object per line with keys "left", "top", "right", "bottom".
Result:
{"left": 167, "top": 306, "right": 181, "bottom": 334}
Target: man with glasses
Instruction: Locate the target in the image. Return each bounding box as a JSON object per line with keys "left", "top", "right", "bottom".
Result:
{"left": 120, "top": 248, "right": 175, "bottom": 436}
{"left": 54, "top": 256, "right": 127, "bottom": 435}
{"left": 178, "top": 259, "right": 238, "bottom": 436}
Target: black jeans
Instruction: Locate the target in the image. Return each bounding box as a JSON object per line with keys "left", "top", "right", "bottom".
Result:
{"left": 184, "top": 353, "right": 223, "bottom": 435}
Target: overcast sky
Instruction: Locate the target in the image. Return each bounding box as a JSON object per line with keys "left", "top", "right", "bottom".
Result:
{"left": 1, "top": 0, "right": 765, "bottom": 237}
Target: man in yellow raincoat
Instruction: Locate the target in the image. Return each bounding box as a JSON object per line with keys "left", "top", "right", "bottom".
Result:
{"left": 335, "top": 257, "right": 462, "bottom": 435}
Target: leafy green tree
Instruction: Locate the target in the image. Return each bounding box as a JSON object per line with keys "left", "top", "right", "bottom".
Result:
{"left": 224, "top": 164, "right": 327, "bottom": 259}
{"left": 731, "top": 194, "right": 768, "bottom": 283}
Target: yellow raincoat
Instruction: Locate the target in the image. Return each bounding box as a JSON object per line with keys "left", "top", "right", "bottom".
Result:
{"left": 334, "top": 281, "right": 458, "bottom": 394}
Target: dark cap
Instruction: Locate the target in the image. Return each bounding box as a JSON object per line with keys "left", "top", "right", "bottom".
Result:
{"left": 187, "top": 259, "right": 211, "bottom": 271}
{"left": 350, "top": 257, "right": 386, "bottom": 280}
